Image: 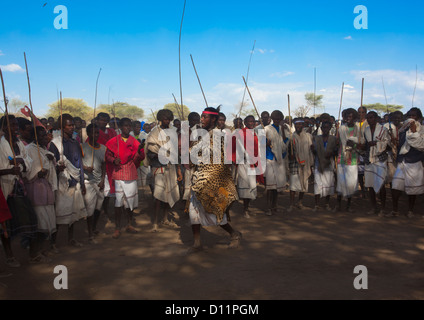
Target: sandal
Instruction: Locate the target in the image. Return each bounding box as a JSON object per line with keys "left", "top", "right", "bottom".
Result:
{"left": 68, "top": 239, "right": 83, "bottom": 248}
{"left": 112, "top": 230, "right": 121, "bottom": 239}
{"left": 29, "top": 254, "right": 52, "bottom": 264}
{"left": 126, "top": 226, "right": 138, "bottom": 234}
{"left": 6, "top": 257, "right": 20, "bottom": 268}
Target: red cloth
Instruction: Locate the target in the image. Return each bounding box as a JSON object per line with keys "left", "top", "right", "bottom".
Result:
{"left": 232, "top": 128, "right": 264, "bottom": 184}
{"left": 97, "top": 128, "right": 117, "bottom": 146}
{"left": 20, "top": 106, "right": 46, "bottom": 129}
{"left": 105, "top": 135, "right": 145, "bottom": 181}
{"left": 0, "top": 186, "right": 12, "bottom": 224}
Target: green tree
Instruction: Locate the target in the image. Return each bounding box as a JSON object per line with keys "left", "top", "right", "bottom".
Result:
{"left": 363, "top": 103, "right": 403, "bottom": 115}
{"left": 294, "top": 93, "right": 325, "bottom": 118}
{"left": 46, "top": 98, "right": 93, "bottom": 121}
{"left": 305, "top": 92, "right": 324, "bottom": 115}
{"left": 97, "top": 102, "right": 145, "bottom": 120}
{"left": 164, "top": 103, "right": 190, "bottom": 120}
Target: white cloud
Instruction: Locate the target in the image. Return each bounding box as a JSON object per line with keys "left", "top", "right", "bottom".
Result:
{"left": 0, "top": 64, "right": 24, "bottom": 73}
{"left": 270, "top": 71, "right": 295, "bottom": 78}
{"left": 350, "top": 69, "right": 424, "bottom": 108}
{"left": 344, "top": 36, "right": 353, "bottom": 40}
{"left": 256, "top": 48, "right": 274, "bottom": 54}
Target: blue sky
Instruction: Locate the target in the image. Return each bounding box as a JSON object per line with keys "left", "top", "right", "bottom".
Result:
{"left": 1, "top": 0, "right": 424, "bottom": 120}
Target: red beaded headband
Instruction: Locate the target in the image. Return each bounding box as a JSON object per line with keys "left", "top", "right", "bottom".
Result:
{"left": 202, "top": 111, "right": 219, "bottom": 115}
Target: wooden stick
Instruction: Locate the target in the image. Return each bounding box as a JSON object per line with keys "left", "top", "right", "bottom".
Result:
{"left": 178, "top": 0, "right": 187, "bottom": 120}
{"left": 60, "top": 91, "right": 63, "bottom": 161}
{"left": 288, "top": 94, "right": 294, "bottom": 156}
{"left": 359, "top": 78, "right": 364, "bottom": 144}
{"left": 111, "top": 100, "right": 119, "bottom": 159}
{"left": 0, "top": 68, "right": 17, "bottom": 165}
{"left": 242, "top": 76, "right": 264, "bottom": 128}
{"left": 412, "top": 65, "right": 418, "bottom": 108}
{"left": 190, "top": 54, "right": 208, "bottom": 108}
{"left": 336, "top": 82, "right": 344, "bottom": 139}
{"left": 381, "top": 77, "right": 392, "bottom": 132}
{"left": 150, "top": 108, "right": 158, "bottom": 124}
{"left": 238, "top": 40, "right": 256, "bottom": 118}
{"left": 172, "top": 93, "right": 183, "bottom": 120}
{"left": 24, "top": 52, "right": 43, "bottom": 170}
{"left": 91, "top": 68, "right": 102, "bottom": 166}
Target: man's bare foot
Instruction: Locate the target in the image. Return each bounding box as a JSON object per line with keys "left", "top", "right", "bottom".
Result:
{"left": 228, "top": 231, "right": 242, "bottom": 249}
{"left": 161, "top": 220, "right": 178, "bottom": 228}
{"left": 151, "top": 224, "right": 159, "bottom": 232}
{"left": 186, "top": 245, "right": 203, "bottom": 255}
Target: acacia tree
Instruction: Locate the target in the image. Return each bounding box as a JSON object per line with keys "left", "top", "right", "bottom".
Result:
{"left": 164, "top": 103, "right": 190, "bottom": 120}
{"left": 97, "top": 102, "right": 145, "bottom": 120}
{"left": 363, "top": 103, "right": 403, "bottom": 115}
{"left": 46, "top": 98, "right": 92, "bottom": 121}
{"left": 293, "top": 93, "right": 325, "bottom": 118}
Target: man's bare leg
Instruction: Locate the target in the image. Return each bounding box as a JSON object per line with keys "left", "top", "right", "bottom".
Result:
{"left": 220, "top": 223, "right": 242, "bottom": 249}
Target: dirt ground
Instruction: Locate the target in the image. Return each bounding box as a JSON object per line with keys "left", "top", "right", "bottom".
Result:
{"left": 1, "top": 183, "right": 424, "bottom": 301}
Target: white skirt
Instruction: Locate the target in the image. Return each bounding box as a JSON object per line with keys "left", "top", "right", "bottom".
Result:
{"left": 152, "top": 165, "right": 180, "bottom": 208}
{"left": 55, "top": 184, "right": 87, "bottom": 225}
{"left": 392, "top": 161, "right": 424, "bottom": 195}
{"left": 115, "top": 180, "right": 139, "bottom": 210}
{"left": 364, "top": 161, "right": 387, "bottom": 193}
{"left": 84, "top": 181, "right": 105, "bottom": 217}
{"left": 314, "top": 168, "right": 335, "bottom": 197}
{"left": 336, "top": 164, "right": 358, "bottom": 198}
{"left": 189, "top": 191, "right": 228, "bottom": 226}
{"left": 34, "top": 205, "right": 57, "bottom": 236}
{"left": 265, "top": 159, "right": 287, "bottom": 192}
{"left": 237, "top": 164, "right": 257, "bottom": 200}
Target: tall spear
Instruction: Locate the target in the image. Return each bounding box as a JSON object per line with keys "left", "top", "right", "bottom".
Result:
{"left": 23, "top": 52, "right": 43, "bottom": 170}
{"left": 242, "top": 76, "right": 264, "bottom": 129}
{"left": 111, "top": 100, "right": 120, "bottom": 159}
{"left": 91, "top": 68, "right": 102, "bottom": 167}
{"left": 59, "top": 91, "right": 64, "bottom": 162}
{"left": 237, "top": 40, "right": 256, "bottom": 118}
{"left": 172, "top": 93, "right": 183, "bottom": 120}
{"left": 288, "top": 94, "right": 294, "bottom": 156}
{"left": 358, "top": 78, "right": 364, "bottom": 144}
{"left": 190, "top": 54, "right": 209, "bottom": 108}
{"left": 178, "top": 0, "right": 187, "bottom": 120}
{"left": 412, "top": 65, "right": 418, "bottom": 108}
{"left": 337, "top": 82, "right": 345, "bottom": 139}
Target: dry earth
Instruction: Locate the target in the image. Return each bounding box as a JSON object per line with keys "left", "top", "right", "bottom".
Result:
{"left": 1, "top": 183, "right": 424, "bottom": 301}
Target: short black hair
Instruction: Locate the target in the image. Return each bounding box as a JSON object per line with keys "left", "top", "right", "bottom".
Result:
{"left": 86, "top": 123, "right": 99, "bottom": 134}
{"left": 157, "top": 109, "right": 174, "bottom": 122}
{"left": 58, "top": 114, "right": 73, "bottom": 128}
{"left": 16, "top": 117, "right": 32, "bottom": 130}
{"left": 119, "top": 117, "right": 132, "bottom": 127}
{"left": 97, "top": 112, "right": 111, "bottom": 122}
{"left": 407, "top": 107, "right": 423, "bottom": 120}
{"left": 0, "top": 114, "right": 16, "bottom": 129}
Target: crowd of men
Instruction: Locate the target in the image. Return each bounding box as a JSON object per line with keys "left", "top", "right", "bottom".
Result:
{"left": 0, "top": 104, "right": 423, "bottom": 265}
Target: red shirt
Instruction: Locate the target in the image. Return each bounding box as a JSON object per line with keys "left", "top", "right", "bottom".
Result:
{"left": 105, "top": 135, "right": 145, "bottom": 181}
